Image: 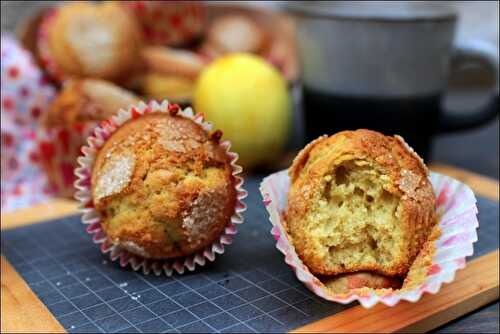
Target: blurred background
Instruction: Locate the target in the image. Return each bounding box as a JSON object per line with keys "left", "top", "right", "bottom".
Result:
{"left": 1, "top": 1, "right": 498, "bottom": 211}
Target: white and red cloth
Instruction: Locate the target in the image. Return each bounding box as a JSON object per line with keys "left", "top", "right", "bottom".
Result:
{"left": 1, "top": 35, "right": 56, "bottom": 212}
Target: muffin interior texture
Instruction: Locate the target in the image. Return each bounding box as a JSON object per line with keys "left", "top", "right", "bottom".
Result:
{"left": 309, "top": 160, "right": 402, "bottom": 273}
{"left": 92, "top": 113, "right": 236, "bottom": 259}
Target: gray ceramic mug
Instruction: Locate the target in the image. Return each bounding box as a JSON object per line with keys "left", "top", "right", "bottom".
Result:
{"left": 288, "top": 1, "right": 499, "bottom": 160}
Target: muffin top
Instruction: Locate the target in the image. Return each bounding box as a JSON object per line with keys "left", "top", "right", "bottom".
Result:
{"left": 91, "top": 112, "right": 236, "bottom": 259}
{"left": 41, "top": 79, "right": 138, "bottom": 128}
{"left": 289, "top": 129, "right": 430, "bottom": 200}
{"left": 43, "top": 2, "right": 142, "bottom": 81}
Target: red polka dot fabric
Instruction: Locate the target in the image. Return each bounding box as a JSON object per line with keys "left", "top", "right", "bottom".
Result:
{"left": 1, "top": 35, "right": 56, "bottom": 211}
{"left": 36, "top": 123, "right": 96, "bottom": 199}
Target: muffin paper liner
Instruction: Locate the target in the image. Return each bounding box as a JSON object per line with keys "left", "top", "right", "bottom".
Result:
{"left": 74, "top": 100, "right": 247, "bottom": 276}
{"left": 36, "top": 123, "right": 96, "bottom": 199}
{"left": 37, "top": 8, "right": 65, "bottom": 83}
{"left": 124, "top": 1, "right": 207, "bottom": 46}
{"left": 260, "top": 169, "right": 479, "bottom": 308}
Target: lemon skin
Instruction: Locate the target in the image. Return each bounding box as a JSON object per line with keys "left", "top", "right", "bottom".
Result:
{"left": 194, "top": 53, "right": 291, "bottom": 169}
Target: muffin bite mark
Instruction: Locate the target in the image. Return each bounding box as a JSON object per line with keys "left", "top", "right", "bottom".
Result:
{"left": 287, "top": 129, "right": 436, "bottom": 277}
{"left": 313, "top": 159, "right": 402, "bottom": 272}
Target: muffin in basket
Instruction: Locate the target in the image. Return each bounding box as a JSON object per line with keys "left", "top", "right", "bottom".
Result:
{"left": 37, "top": 79, "right": 138, "bottom": 198}
{"left": 139, "top": 46, "right": 205, "bottom": 104}
{"left": 37, "top": 1, "right": 143, "bottom": 83}
{"left": 286, "top": 129, "right": 437, "bottom": 277}
{"left": 90, "top": 107, "right": 239, "bottom": 259}
{"left": 123, "top": 1, "right": 207, "bottom": 47}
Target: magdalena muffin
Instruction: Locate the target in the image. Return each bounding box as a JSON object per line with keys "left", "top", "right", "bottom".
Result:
{"left": 286, "top": 129, "right": 437, "bottom": 277}
{"left": 141, "top": 46, "right": 205, "bottom": 80}
{"left": 38, "top": 79, "right": 138, "bottom": 197}
{"left": 123, "top": 1, "right": 207, "bottom": 46}
{"left": 90, "top": 110, "right": 237, "bottom": 259}
{"left": 139, "top": 46, "right": 205, "bottom": 103}
{"left": 37, "top": 1, "right": 143, "bottom": 82}
{"left": 141, "top": 73, "right": 195, "bottom": 105}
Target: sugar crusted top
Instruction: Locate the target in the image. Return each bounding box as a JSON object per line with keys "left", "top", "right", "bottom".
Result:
{"left": 94, "top": 152, "right": 135, "bottom": 201}
{"left": 90, "top": 112, "right": 236, "bottom": 259}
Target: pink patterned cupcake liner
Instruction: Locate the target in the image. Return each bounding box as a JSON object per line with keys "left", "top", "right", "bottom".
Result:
{"left": 74, "top": 100, "right": 247, "bottom": 276}
{"left": 36, "top": 122, "right": 96, "bottom": 199}
{"left": 37, "top": 8, "right": 65, "bottom": 83}
{"left": 260, "top": 169, "right": 478, "bottom": 308}
{"left": 123, "top": 1, "right": 207, "bottom": 46}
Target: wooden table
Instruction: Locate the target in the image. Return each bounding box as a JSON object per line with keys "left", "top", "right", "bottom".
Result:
{"left": 1, "top": 164, "right": 499, "bottom": 333}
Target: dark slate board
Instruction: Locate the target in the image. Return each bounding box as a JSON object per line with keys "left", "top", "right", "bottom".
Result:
{"left": 2, "top": 177, "right": 498, "bottom": 333}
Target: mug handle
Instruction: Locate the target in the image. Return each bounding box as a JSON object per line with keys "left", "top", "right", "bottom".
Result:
{"left": 438, "top": 39, "right": 499, "bottom": 133}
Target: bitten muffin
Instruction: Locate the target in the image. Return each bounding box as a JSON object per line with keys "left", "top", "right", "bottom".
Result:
{"left": 286, "top": 129, "right": 436, "bottom": 277}
{"left": 38, "top": 79, "right": 138, "bottom": 197}
{"left": 38, "top": 2, "right": 143, "bottom": 82}
{"left": 91, "top": 112, "right": 237, "bottom": 259}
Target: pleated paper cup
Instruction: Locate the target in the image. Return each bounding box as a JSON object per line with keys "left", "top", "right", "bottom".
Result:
{"left": 74, "top": 100, "right": 247, "bottom": 276}
{"left": 260, "top": 169, "right": 478, "bottom": 308}
{"left": 36, "top": 123, "right": 96, "bottom": 199}
{"left": 123, "top": 1, "right": 207, "bottom": 46}
{"left": 37, "top": 8, "right": 65, "bottom": 83}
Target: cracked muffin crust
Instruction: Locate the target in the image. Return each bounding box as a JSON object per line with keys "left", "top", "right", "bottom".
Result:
{"left": 91, "top": 112, "right": 237, "bottom": 259}
{"left": 286, "top": 129, "right": 436, "bottom": 277}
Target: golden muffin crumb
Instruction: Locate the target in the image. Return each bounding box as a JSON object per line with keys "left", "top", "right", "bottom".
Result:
{"left": 91, "top": 113, "right": 236, "bottom": 259}
{"left": 286, "top": 129, "right": 436, "bottom": 277}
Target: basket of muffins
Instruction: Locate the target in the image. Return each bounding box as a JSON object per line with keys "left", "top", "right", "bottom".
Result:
{"left": 261, "top": 130, "right": 479, "bottom": 307}
{"left": 8, "top": 0, "right": 298, "bottom": 200}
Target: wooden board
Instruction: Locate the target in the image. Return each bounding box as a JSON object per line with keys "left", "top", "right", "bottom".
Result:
{"left": 1, "top": 256, "right": 65, "bottom": 333}
{"left": 1, "top": 198, "right": 78, "bottom": 230}
{"left": 431, "top": 163, "right": 499, "bottom": 201}
{"left": 1, "top": 164, "right": 499, "bottom": 333}
{"left": 292, "top": 250, "right": 499, "bottom": 333}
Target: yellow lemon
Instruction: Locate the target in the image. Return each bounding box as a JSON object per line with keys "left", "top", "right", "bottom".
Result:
{"left": 194, "top": 53, "right": 291, "bottom": 168}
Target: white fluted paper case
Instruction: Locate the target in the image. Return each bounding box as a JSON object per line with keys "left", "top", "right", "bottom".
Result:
{"left": 260, "top": 169, "right": 479, "bottom": 308}
{"left": 74, "top": 100, "right": 247, "bottom": 276}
